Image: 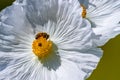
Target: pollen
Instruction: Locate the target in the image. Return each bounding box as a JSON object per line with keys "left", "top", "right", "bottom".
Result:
{"left": 32, "top": 32, "right": 52, "bottom": 59}
{"left": 81, "top": 4, "right": 87, "bottom": 18}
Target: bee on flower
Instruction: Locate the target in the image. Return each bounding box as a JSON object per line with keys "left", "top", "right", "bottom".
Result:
{"left": 0, "top": 0, "right": 104, "bottom": 80}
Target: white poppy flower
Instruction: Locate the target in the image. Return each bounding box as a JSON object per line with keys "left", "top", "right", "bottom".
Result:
{"left": 0, "top": 0, "right": 102, "bottom": 80}
{"left": 79, "top": 0, "right": 120, "bottom": 46}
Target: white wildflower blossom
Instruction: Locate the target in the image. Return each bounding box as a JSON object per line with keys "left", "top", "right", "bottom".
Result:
{"left": 0, "top": 0, "right": 102, "bottom": 80}
{"left": 79, "top": 0, "right": 120, "bottom": 46}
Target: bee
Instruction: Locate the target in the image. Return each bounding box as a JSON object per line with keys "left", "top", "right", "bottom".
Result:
{"left": 35, "top": 32, "right": 49, "bottom": 40}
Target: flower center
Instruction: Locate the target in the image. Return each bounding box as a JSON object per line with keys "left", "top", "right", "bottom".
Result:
{"left": 32, "top": 32, "right": 52, "bottom": 59}
{"left": 81, "top": 4, "right": 87, "bottom": 18}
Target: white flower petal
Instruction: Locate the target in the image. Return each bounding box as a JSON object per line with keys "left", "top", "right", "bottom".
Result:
{"left": 56, "top": 19, "right": 97, "bottom": 51}
{"left": 0, "top": 0, "right": 102, "bottom": 80}
{"left": 35, "top": 19, "right": 98, "bottom": 52}
{"left": 93, "top": 24, "right": 120, "bottom": 46}
{"left": 14, "top": 0, "right": 27, "bottom": 5}
{"left": 80, "top": 0, "right": 120, "bottom": 18}
{"left": 56, "top": 59, "right": 86, "bottom": 80}
{"left": 17, "top": 0, "right": 82, "bottom": 26}
{"left": 0, "top": 5, "right": 33, "bottom": 33}
{"left": 79, "top": 0, "right": 120, "bottom": 46}
{"left": 0, "top": 51, "right": 36, "bottom": 79}
{"left": 33, "top": 14, "right": 102, "bottom": 80}
{"left": 58, "top": 48, "right": 102, "bottom": 79}
{"left": 0, "top": 4, "right": 35, "bottom": 52}
{"left": 30, "top": 0, "right": 96, "bottom": 51}
{"left": 21, "top": 0, "right": 58, "bottom": 25}
{"left": 0, "top": 53, "right": 14, "bottom": 71}
{"left": 0, "top": 50, "right": 60, "bottom": 80}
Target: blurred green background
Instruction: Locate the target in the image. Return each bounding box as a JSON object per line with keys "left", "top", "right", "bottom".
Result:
{"left": 0, "top": 0, "right": 120, "bottom": 80}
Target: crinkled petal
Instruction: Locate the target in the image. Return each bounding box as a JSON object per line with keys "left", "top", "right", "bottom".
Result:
{"left": 79, "top": 0, "right": 120, "bottom": 46}
{"left": 0, "top": 53, "right": 15, "bottom": 71}
{"left": 58, "top": 48, "right": 102, "bottom": 79}
{"left": 0, "top": 52, "right": 38, "bottom": 80}
{"left": 0, "top": 4, "right": 33, "bottom": 34}
{"left": 93, "top": 24, "right": 120, "bottom": 46}
{"left": 55, "top": 19, "right": 97, "bottom": 52}
{"left": 35, "top": 19, "right": 98, "bottom": 52}
{"left": 79, "top": 0, "right": 120, "bottom": 18}
{"left": 56, "top": 59, "right": 87, "bottom": 80}
{"left": 31, "top": 0, "right": 97, "bottom": 51}
{"left": 14, "top": 0, "right": 82, "bottom": 26}
{"left": 0, "top": 50, "right": 60, "bottom": 80}
{"left": 16, "top": 0, "right": 58, "bottom": 25}
{"left": 32, "top": 2, "right": 102, "bottom": 79}
{"left": 14, "top": 0, "right": 27, "bottom": 5}
{"left": 0, "top": 0, "right": 102, "bottom": 80}
{"left": 0, "top": 4, "right": 34, "bottom": 52}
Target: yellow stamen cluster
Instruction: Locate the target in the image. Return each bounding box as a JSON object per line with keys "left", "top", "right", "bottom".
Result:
{"left": 81, "top": 4, "right": 87, "bottom": 18}
{"left": 32, "top": 32, "right": 52, "bottom": 59}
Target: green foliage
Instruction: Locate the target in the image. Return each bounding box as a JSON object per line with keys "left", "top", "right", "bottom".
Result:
{"left": 0, "top": 0, "right": 15, "bottom": 11}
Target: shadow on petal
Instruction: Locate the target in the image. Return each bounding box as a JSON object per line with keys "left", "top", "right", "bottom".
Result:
{"left": 81, "top": 0, "right": 96, "bottom": 9}
{"left": 38, "top": 43, "right": 61, "bottom": 71}
{"left": 0, "top": 56, "right": 13, "bottom": 71}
